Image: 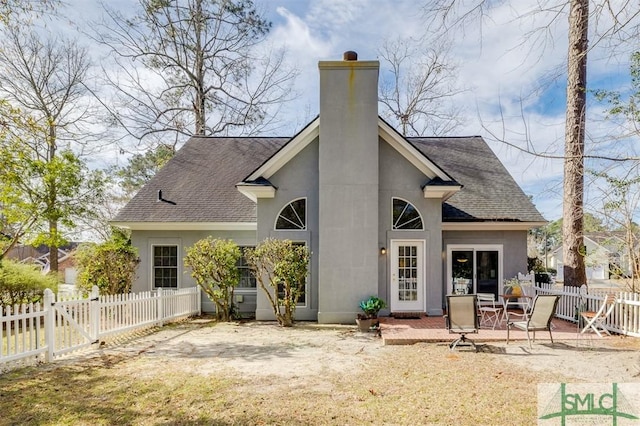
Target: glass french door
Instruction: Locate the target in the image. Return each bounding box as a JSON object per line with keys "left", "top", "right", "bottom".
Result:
{"left": 449, "top": 246, "right": 501, "bottom": 297}
{"left": 390, "top": 240, "right": 425, "bottom": 312}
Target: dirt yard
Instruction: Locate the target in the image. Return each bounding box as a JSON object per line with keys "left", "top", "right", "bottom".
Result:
{"left": 2, "top": 318, "right": 640, "bottom": 425}
{"left": 60, "top": 318, "right": 640, "bottom": 384}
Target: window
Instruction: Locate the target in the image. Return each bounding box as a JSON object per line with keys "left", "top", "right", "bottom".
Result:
{"left": 153, "top": 245, "right": 178, "bottom": 288}
{"left": 237, "top": 247, "right": 256, "bottom": 289}
{"left": 392, "top": 198, "right": 423, "bottom": 230}
{"left": 275, "top": 198, "right": 306, "bottom": 230}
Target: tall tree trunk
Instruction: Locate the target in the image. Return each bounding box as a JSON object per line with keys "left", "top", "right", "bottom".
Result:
{"left": 562, "top": 0, "right": 588, "bottom": 287}
{"left": 47, "top": 120, "right": 59, "bottom": 273}
{"left": 49, "top": 221, "right": 59, "bottom": 273}
{"left": 193, "top": 0, "right": 206, "bottom": 136}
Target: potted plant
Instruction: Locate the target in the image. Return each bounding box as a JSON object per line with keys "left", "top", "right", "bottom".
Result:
{"left": 356, "top": 296, "right": 387, "bottom": 332}
{"left": 503, "top": 278, "right": 522, "bottom": 297}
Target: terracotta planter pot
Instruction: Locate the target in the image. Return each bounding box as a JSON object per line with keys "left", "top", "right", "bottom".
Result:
{"left": 356, "top": 317, "right": 373, "bottom": 332}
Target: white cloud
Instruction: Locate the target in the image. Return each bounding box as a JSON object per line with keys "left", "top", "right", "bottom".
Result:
{"left": 49, "top": 0, "right": 640, "bottom": 222}
{"left": 247, "top": 1, "right": 640, "bottom": 220}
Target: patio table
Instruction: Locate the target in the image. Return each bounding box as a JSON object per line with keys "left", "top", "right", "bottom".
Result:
{"left": 499, "top": 294, "right": 532, "bottom": 323}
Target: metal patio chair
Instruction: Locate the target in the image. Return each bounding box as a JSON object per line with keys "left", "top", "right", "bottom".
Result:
{"left": 477, "top": 292, "right": 502, "bottom": 330}
{"left": 507, "top": 294, "right": 560, "bottom": 349}
{"left": 445, "top": 294, "right": 480, "bottom": 352}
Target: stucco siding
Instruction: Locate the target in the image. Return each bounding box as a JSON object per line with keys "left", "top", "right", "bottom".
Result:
{"left": 378, "top": 139, "right": 443, "bottom": 315}
{"left": 317, "top": 59, "right": 380, "bottom": 323}
{"left": 131, "top": 229, "right": 257, "bottom": 314}
{"left": 255, "top": 138, "right": 319, "bottom": 321}
{"left": 442, "top": 229, "right": 528, "bottom": 298}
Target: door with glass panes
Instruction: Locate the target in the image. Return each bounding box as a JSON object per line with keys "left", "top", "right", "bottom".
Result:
{"left": 390, "top": 240, "right": 424, "bottom": 312}
{"left": 449, "top": 246, "right": 501, "bottom": 297}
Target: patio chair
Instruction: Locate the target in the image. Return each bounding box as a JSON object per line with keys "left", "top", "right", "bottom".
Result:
{"left": 506, "top": 294, "right": 560, "bottom": 349}
{"left": 580, "top": 294, "right": 616, "bottom": 337}
{"left": 477, "top": 293, "right": 502, "bottom": 330}
{"left": 445, "top": 294, "right": 480, "bottom": 352}
{"left": 453, "top": 278, "right": 471, "bottom": 294}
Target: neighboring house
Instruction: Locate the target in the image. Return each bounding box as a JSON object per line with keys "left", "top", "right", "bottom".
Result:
{"left": 112, "top": 52, "right": 546, "bottom": 322}
{"left": 547, "top": 233, "right": 635, "bottom": 282}
{"left": 5, "top": 242, "right": 80, "bottom": 285}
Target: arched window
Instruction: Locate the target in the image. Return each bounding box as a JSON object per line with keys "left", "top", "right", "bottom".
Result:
{"left": 392, "top": 198, "right": 423, "bottom": 230}
{"left": 275, "top": 198, "right": 306, "bottom": 230}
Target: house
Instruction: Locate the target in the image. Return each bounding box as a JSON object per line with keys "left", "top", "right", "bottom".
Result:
{"left": 5, "top": 242, "right": 80, "bottom": 285}
{"left": 546, "top": 232, "right": 635, "bottom": 281}
{"left": 112, "top": 51, "right": 546, "bottom": 323}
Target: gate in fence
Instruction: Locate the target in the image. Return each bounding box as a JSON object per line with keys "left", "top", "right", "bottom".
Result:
{"left": 1, "top": 286, "right": 201, "bottom": 366}
{"left": 46, "top": 288, "right": 100, "bottom": 360}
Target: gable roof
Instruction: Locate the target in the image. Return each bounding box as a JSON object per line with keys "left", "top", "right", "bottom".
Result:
{"left": 245, "top": 117, "right": 457, "bottom": 184}
{"left": 410, "top": 136, "right": 546, "bottom": 224}
{"left": 237, "top": 117, "right": 463, "bottom": 202}
{"left": 113, "top": 125, "right": 545, "bottom": 229}
{"left": 244, "top": 117, "right": 320, "bottom": 181}
{"left": 549, "top": 232, "right": 629, "bottom": 256}
{"left": 112, "top": 137, "right": 288, "bottom": 228}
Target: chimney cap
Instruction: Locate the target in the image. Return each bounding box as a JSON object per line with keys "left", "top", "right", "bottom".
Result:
{"left": 343, "top": 51, "right": 358, "bottom": 61}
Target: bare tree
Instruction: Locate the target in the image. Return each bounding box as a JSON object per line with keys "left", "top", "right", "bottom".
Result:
{"left": 91, "top": 0, "right": 296, "bottom": 146}
{"left": 423, "top": 0, "right": 640, "bottom": 287}
{"left": 590, "top": 167, "right": 640, "bottom": 291}
{"left": 0, "top": 0, "right": 59, "bottom": 24}
{"left": 0, "top": 27, "right": 105, "bottom": 272}
{"left": 378, "top": 37, "right": 463, "bottom": 136}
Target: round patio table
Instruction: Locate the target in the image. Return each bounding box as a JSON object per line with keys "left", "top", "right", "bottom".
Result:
{"left": 499, "top": 294, "right": 532, "bottom": 323}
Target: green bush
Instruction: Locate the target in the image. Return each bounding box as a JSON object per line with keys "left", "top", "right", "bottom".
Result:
{"left": 184, "top": 238, "right": 241, "bottom": 321}
{"left": 75, "top": 230, "right": 139, "bottom": 295}
{"left": 245, "top": 239, "right": 310, "bottom": 327}
{"left": 0, "top": 260, "right": 58, "bottom": 306}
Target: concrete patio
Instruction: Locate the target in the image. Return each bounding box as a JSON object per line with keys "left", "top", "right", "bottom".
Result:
{"left": 378, "top": 314, "right": 610, "bottom": 346}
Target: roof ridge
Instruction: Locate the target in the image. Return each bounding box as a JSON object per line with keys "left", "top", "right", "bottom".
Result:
{"left": 407, "top": 135, "right": 483, "bottom": 139}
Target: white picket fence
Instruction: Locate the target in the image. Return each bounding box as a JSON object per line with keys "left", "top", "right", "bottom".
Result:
{"left": 534, "top": 284, "right": 640, "bottom": 337}
{"left": 1, "top": 286, "right": 201, "bottom": 366}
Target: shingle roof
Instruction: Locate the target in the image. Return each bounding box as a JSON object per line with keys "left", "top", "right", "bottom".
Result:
{"left": 113, "top": 137, "right": 288, "bottom": 223}
{"left": 114, "top": 133, "right": 545, "bottom": 225}
{"left": 409, "top": 136, "right": 545, "bottom": 222}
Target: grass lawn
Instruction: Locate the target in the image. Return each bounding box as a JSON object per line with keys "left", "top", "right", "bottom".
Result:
{"left": 0, "top": 335, "right": 572, "bottom": 426}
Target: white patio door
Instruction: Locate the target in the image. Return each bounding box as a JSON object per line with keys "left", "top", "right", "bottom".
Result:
{"left": 390, "top": 240, "right": 425, "bottom": 312}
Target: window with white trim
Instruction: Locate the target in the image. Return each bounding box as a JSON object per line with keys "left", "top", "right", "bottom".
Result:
{"left": 275, "top": 198, "right": 306, "bottom": 230}
{"left": 153, "top": 245, "right": 178, "bottom": 288}
{"left": 392, "top": 198, "right": 424, "bottom": 230}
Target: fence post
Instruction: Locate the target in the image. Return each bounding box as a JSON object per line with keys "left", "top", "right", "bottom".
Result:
{"left": 197, "top": 286, "right": 202, "bottom": 316}
{"left": 0, "top": 304, "right": 4, "bottom": 358}
{"left": 43, "top": 288, "right": 55, "bottom": 362}
{"left": 157, "top": 288, "right": 164, "bottom": 326}
{"left": 90, "top": 285, "right": 100, "bottom": 343}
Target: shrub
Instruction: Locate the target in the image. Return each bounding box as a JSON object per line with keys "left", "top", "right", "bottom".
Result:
{"left": 184, "top": 238, "right": 241, "bottom": 321}
{"left": 245, "top": 239, "right": 309, "bottom": 327}
{"left": 75, "top": 230, "right": 139, "bottom": 295}
{"left": 0, "top": 260, "right": 58, "bottom": 306}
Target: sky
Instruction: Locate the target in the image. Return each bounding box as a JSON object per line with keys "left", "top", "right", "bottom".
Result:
{"left": 52, "top": 0, "right": 640, "bottom": 222}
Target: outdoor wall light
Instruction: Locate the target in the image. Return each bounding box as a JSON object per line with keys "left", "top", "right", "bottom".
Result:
{"left": 380, "top": 247, "right": 387, "bottom": 255}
